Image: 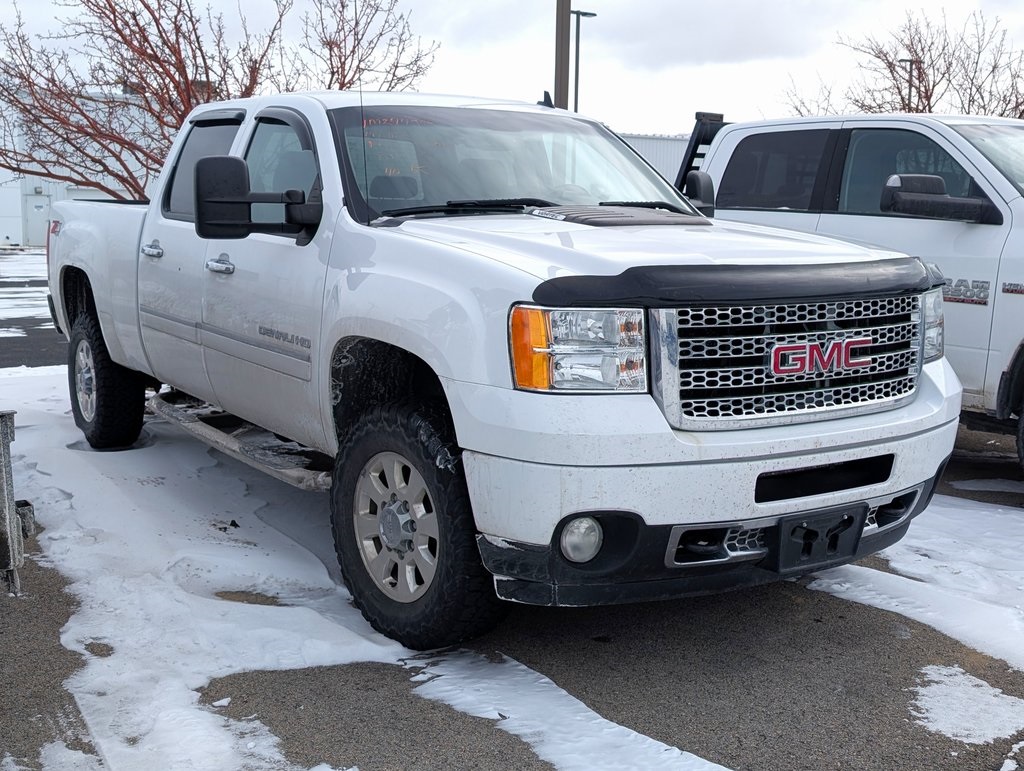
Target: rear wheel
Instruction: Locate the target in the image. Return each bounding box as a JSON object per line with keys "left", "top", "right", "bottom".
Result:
{"left": 331, "top": 401, "right": 506, "bottom": 649}
{"left": 68, "top": 313, "right": 146, "bottom": 449}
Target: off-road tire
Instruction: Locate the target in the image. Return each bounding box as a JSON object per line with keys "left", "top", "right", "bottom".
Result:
{"left": 68, "top": 313, "right": 146, "bottom": 449}
{"left": 331, "top": 401, "right": 506, "bottom": 649}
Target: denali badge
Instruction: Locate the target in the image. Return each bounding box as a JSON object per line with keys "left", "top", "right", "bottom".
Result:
{"left": 771, "top": 338, "right": 873, "bottom": 376}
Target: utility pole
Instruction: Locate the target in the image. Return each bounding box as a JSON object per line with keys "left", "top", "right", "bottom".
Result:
{"left": 898, "top": 57, "right": 920, "bottom": 111}
{"left": 554, "top": 0, "right": 570, "bottom": 109}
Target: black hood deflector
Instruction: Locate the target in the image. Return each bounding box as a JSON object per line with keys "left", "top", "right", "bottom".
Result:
{"left": 531, "top": 257, "right": 937, "bottom": 307}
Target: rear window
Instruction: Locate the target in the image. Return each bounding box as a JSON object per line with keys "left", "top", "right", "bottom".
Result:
{"left": 164, "top": 121, "right": 241, "bottom": 219}
{"left": 717, "top": 130, "right": 830, "bottom": 211}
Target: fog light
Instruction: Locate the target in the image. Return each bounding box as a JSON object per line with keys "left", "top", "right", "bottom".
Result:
{"left": 560, "top": 516, "right": 603, "bottom": 563}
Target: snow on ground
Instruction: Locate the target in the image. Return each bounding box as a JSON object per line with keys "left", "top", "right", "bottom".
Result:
{"left": 0, "top": 250, "right": 51, "bottom": 329}
{"left": 4, "top": 363, "right": 1024, "bottom": 766}
{"left": 2, "top": 367, "right": 726, "bottom": 771}
{"left": 811, "top": 496, "right": 1024, "bottom": 672}
{"left": 0, "top": 286, "right": 51, "bottom": 322}
{"left": 0, "top": 248, "right": 47, "bottom": 282}
{"left": 910, "top": 666, "right": 1024, "bottom": 744}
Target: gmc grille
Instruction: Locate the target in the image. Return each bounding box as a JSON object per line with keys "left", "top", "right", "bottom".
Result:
{"left": 651, "top": 294, "right": 923, "bottom": 429}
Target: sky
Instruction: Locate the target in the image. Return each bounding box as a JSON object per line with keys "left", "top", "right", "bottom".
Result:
{"left": 4, "top": 1, "right": 1024, "bottom": 136}
{"left": 4, "top": 249, "right": 1024, "bottom": 768}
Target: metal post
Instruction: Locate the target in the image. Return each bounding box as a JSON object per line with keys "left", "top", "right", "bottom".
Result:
{"left": 898, "top": 58, "right": 918, "bottom": 111}
{"left": 1, "top": 411, "right": 33, "bottom": 595}
{"left": 554, "top": 0, "right": 571, "bottom": 109}
{"left": 574, "top": 13, "right": 581, "bottom": 113}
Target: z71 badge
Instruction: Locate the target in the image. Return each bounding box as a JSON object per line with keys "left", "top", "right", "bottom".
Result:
{"left": 943, "top": 278, "right": 990, "bottom": 305}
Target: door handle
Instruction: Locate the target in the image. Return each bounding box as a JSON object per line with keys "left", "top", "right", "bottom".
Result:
{"left": 141, "top": 241, "right": 163, "bottom": 258}
{"left": 205, "top": 257, "right": 235, "bottom": 275}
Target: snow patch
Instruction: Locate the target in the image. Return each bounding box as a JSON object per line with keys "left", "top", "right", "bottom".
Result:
{"left": 0, "top": 249, "right": 47, "bottom": 281}
{"left": 910, "top": 665, "right": 1024, "bottom": 744}
{"left": 811, "top": 495, "right": 1024, "bottom": 670}
{"left": 1002, "top": 740, "right": 1024, "bottom": 770}
{"left": 409, "top": 651, "right": 729, "bottom": 770}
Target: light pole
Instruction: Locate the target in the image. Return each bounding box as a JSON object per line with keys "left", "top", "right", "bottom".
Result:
{"left": 570, "top": 10, "right": 596, "bottom": 112}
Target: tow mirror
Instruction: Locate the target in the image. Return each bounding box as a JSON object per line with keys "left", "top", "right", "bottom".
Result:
{"left": 194, "top": 155, "right": 320, "bottom": 241}
{"left": 684, "top": 170, "right": 715, "bottom": 217}
{"left": 195, "top": 156, "right": 256, "bottom": 239}
{"left": 880, "top": 173, "right": 1002, "bottom": 225}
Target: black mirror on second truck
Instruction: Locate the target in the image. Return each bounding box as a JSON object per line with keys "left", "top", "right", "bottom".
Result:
{"left": 684, "top": 171, "right": 715, "bottom": 217}
{"left": 194, "top": 155, "right": 323, "bottom": 242}
{"left": 880, "top": 173, "right": 1003, "bottom": 225}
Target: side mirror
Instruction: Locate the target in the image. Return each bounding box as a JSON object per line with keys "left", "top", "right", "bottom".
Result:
{"left": 880, "top": 173, "right": 1002, "bottom": 225}
{"left": 194, "top": 155, "right": 321, "bottom": 240}
{"left": 195, "top": 156, "right": 256, "bottom": 239}
{"left": 684, "top": 170, "right": 715, "bottom": 217}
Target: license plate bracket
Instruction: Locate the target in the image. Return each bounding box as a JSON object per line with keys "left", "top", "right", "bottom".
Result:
{"left": 775, "top": 504, "right": 868, "bottom": 575}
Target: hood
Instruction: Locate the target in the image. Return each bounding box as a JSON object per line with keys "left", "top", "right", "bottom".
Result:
{"left": 386, "top": 211, "right": 906, "bottom": 281}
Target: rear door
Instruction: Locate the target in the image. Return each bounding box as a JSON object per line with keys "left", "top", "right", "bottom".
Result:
{"left": 200, "top": 107, "right": 331, "bottom": 449}
{"left": 138, "top": 110, "right": 244, "bottom": 402}
{"left": 703, "top": 122, "right": 842, "bottom": 233}
{"left": 815, "top": 121, "right": 1011, "bottom": 398}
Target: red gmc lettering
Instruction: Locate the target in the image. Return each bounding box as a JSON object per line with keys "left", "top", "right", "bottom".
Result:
{"left": 771, "top": 338, "right": 873, "bottom": 376}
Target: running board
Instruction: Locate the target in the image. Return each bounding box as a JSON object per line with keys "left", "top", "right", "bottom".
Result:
{"left": 147, "top": 392, "right": 333, "bottom": 492}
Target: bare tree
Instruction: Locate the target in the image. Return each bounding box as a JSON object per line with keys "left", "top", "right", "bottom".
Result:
{"left": 785, "top": 10, "right": 1024, "bottom": 118}
{"left": 0, "top": 0, "right": 438, "bottom": 199}
{"left": 299, "top": 0, "right": 435, "bottom": 92}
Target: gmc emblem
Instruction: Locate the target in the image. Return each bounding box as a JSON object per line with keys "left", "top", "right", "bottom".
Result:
{"left": 771, "top": 337, "right": 873, "bottom": 376}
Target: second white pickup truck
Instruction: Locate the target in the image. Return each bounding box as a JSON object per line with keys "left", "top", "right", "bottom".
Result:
{"left": 679, "top": 111, "right": 1024, "bottom": 465}
{"left": 47, "top": 93, "right": 960, "bottom": 649}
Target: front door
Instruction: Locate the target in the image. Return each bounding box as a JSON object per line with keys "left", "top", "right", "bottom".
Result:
{"left": 816, "top": 124, "right": 1010, "bottom": 400}
{"left": 200, "top": 108, "right": 330, "bottom": 448}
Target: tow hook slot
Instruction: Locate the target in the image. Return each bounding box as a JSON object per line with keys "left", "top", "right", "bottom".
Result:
{"left": 666, "top": 524, "right": 768, "bottom": 568}
{"left": 680, "top": 528, "right": 728, "bottom": 558}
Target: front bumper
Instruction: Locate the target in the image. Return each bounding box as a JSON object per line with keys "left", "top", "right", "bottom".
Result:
{"left": 477, "top": 457, "right": 947, "bottom": 607}
{"left": 462, "top": 413, "right": 959, "bottom": 546}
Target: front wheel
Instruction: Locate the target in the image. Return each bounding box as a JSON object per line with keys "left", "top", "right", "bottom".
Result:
{"left": 331, "top": 401, "right": 506, "bottom": 649}
{"left": 68, "top": 313, "right": 146, "bottom": 449}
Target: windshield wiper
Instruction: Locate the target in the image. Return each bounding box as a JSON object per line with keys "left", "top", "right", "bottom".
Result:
{"left": 380, "top": 198, "right": 556, "bottom": 218}
{"left": 599, "top": 200, "right": 691, "bottom": 215}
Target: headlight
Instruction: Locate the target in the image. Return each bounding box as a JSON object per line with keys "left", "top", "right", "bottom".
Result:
{"left": 510, "top": 305, "right": 647, "bottom": 392}
{"left": 922, "top": 288, "right": 944, "bottom": 363}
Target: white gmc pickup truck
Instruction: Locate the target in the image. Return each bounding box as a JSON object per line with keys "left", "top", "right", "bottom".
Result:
{"left": 47, "top": 92, "right": 960, "bottom": 649}
{"left": 679, "top": 111, "right": 1024, "bottom": 465}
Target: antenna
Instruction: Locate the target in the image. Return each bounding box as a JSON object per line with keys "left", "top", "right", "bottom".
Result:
{"left": 354, "top": 0, "right": 370, "bottom": 225}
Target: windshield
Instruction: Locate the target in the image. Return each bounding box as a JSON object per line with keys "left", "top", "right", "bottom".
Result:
{"left": 329, "top": 105, "right": 693, "bottom": 221}
{"left": 952, "top": 123, "right": 1024, "bottom": 195}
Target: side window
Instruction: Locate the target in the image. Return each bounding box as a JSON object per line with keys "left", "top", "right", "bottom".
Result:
{"left": 839, "top": 129, "right": 973, "bottom": 214}
{"left": 165, "top": 121, "right": 240, "bottom": 219}
{"left": 245, "top": 119, "right": 320, "bottom": 224}
{"left": 717, "top": 130, "right": 830, "bottom": 211}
